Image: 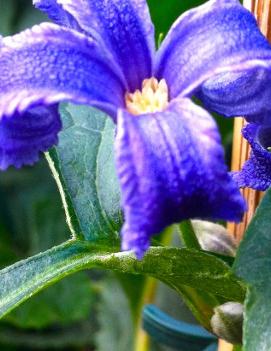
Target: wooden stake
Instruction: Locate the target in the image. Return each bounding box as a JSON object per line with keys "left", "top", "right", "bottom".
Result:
{"left": 227, "top": 0, "right": 271, "bottom": 242}
{"left": 227, "top": 116, "right": 264, "bottom": 242}
{"left": 219, "top": 1, "right": 271, "bottom": 350}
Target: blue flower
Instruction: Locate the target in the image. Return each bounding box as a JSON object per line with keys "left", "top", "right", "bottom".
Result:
{"left": 233, "top": 122, "right": 271, "bottom": 191}
{"left": 1, "top": 0, "right": 271, "bottom": 257}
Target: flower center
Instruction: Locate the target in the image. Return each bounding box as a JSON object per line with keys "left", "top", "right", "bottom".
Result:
{"left": 125, "top": 78, "right": 169, "bottom": 115}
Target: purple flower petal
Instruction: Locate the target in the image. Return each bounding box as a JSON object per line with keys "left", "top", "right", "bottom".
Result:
{"left": 197, "top": 64, "right": 271, "bottom": 118}
{"left": 115, "top": 98, "right": 246, "bottom": 258}
{"left": 233, "top": 123, "right": 271, "bottom": 191}
{"left": 33, "top": 0, "right": 81, "bottom": 29}
{"left": 245, "top": 112, "right": 270, "bottom": 124}
{"left": 0, "top": 23, "right": 126, "bottom": 120}
{"left": 155, "top": 0, "right": 271, "bottom": 103}
{"left": 0, "top": 105, "right": 61, "bottom": 170}
{"left": 38, "top": 0, "right": 155, "bottom": 92}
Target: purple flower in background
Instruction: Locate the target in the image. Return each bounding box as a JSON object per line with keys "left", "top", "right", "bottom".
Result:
{"left": 233, "top": 122, "right": 271, "bottom": 191}
{"left": 1, "top": 0, "right": 271, "bottom": 257}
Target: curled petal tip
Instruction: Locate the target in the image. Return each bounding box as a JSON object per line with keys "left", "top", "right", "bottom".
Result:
{"left": 156, "top": 0, "right": 271, "bottom": 119}
{"left": 233, "top": 123, "right": 271, "bottom": 191}
{"left": 0, "top": 105, "right": 61, "bottom": 170}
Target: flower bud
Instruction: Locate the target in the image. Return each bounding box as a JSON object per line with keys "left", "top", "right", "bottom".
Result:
{"left": 192, "top": 220, "right": 237, "bottom": 256}
{"left": 211, "top": 302, "right": 243, "bottom": 345}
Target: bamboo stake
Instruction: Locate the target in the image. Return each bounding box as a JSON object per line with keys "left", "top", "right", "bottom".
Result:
{"left": 227, "top": 116, "right": 264, "bottom": 242}
{"left": 219, "top": 1, "right": 271, "bottom": 350}
{"left": 227, "top": 0, "right": 270, "bottom": 243}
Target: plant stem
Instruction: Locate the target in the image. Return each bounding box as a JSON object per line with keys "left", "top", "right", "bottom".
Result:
{"left": 179, "top": 220, "right": 201, "bottom": 250}
{"left": 134, "top": 319, "right": 151, "bottom": 351}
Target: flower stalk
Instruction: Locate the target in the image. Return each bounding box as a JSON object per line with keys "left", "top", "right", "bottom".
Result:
{"left": 179, "top": 220, "right": 201, "bottom": 250}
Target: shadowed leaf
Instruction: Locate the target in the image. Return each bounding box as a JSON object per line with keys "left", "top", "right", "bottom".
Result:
{"left": 234, "top": 189, "right": 271, "bottom": 351}
{"left": 0, "top": 241, "right": 246, "bottom": 321}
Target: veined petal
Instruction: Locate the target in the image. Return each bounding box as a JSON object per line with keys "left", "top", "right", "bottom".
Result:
{"left": 197, "top": 62, "right": 271, "bottom": 118}
{"left": 54, "top": 0, "right": 155, "bottom": 91}
{"left": 33, "top": 0, "right": 81, "bottom": 30}
{"left": 155, "top": 0, "right": 271, "bottom": 112}
{"left": 0, "top": 105, "right": 61, "bottom": 170}
{"left": 0, "top": 23, "right": 126, "bottom": 120}
{"left": 115, "top": 98, "right": 246, "bottom": 258}
{"left": 233, "top": 123, "right": 271, "bottom": 191}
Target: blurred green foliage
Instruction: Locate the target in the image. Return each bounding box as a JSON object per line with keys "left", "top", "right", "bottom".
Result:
{"left": 0, "top": 162, "right": 100, "bottom": 350}
{"left": 148, "top": 0, "right": 204, "bottom": 39}
{"left": 0, "top": 0, "right": 234, "bottom": 350}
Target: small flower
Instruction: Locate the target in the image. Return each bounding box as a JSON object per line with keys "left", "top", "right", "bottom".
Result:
{"left": 233, "top": 122, "right": 271, "bottom": 191}
{"left": 1, "top": 0, "right": 271, "bottom": 257}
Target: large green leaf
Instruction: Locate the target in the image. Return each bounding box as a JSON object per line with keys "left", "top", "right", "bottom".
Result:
{"left": 0, "top": 240, "right": 246, "bottom": 321}
{"left": 49, "top": 104, "right": 122, "bottom": 244}
{"left": 0, "top": 162, "right": 99, "bottom": 331}
{"left": 234, "top": 189, "right": 271, "bottom": 351}
{"left": 5, "top": 273, "right": 95, "bottom": 329}
{"left": 0, "top": 240, "right": 94, "bottom": 319}
{"left": 0, "top": 163, "right": 70, "bottom": 254}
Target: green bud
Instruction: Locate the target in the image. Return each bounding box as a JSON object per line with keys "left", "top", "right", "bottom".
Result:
{"left": 192, "top": 220, "right": 237, "bottom": 257}
{"left": 211, "top": 302, "right": 243, "bottom": 345}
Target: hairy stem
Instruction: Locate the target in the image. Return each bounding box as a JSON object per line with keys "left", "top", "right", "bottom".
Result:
{"left": 179, "top": 220, "right": 201, "bottom": 250}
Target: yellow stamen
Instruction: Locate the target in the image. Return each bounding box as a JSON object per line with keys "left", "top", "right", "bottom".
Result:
{"left": 125, "top": 78, "right": 169, "bottom": 115}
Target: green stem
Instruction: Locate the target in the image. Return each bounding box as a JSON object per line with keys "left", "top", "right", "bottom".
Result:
{"left": 179, "top": 220, "right": 201, "bottom": 250}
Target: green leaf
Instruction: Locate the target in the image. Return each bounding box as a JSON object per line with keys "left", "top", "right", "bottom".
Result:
{"left": 0, "top": 163, "right": 99, "bottom": 336}
{"left": 0, "top": 162, "right": 98, "bottom": 329}
{"left": 0, "top": 241, "right": 93, "bottom": 319}
{"left": 0, "top": 241, "right": 246, "bottom": 321}
{"left": 49, "top": 103, "right": 122, "bottom": 244}
{"left": 234, "top": 189, "right": 271, "bottom": 351}
{"left": 95, "top": 277, "right": 134, "bottom": 351}
{"left": 5, "top": 272, "right": 95, "bottom": 329}
{"left": 0, "top": 161, "right": 70, "bottom": 257}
